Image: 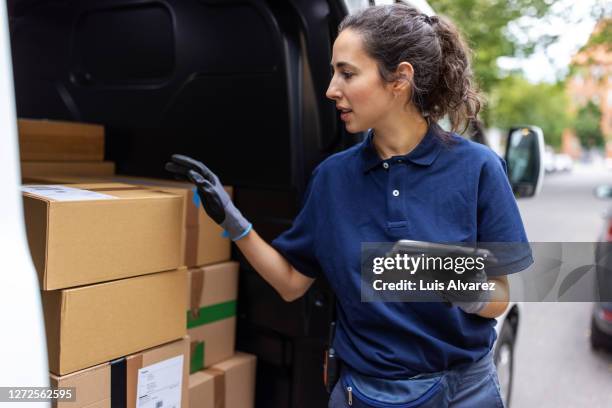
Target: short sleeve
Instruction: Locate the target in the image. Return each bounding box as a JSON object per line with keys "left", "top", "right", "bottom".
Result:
{"left": 271, "top": 170, "right": 322, "bottom": 279}
{"left": 477, "top": 154, "right": 534, "bottom": 276}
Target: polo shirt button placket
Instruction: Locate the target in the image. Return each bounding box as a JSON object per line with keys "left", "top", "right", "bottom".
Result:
{"left": 392, "top": 189, "right": 400, "bottom": 197}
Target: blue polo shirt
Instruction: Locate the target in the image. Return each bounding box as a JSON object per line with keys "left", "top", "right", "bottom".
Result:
{"left": 271, "top": 124, "right": 533, "bottom": 379}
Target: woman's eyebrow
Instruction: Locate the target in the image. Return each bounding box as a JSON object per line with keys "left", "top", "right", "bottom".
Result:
{"left": 331, "top": 61, "right": 357, "bottom": 71}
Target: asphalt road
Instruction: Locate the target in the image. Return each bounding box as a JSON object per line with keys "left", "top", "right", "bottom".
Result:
{"left": 511, "top": 164, "right": 612, "bottom": 408}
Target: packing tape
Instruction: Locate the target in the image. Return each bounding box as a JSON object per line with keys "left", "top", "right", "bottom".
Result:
{"left": 189, "top": 268, "right": 205, "bottom": 319}
{"left": 185, "top": 227, "right": 199, "bottom": 267}
{"left": 187, "top": 300, "right": 237, "bottom": 329}
{"left": 207, "top": 367, "right": 226, "bottom": 408}
{"left": 110, "top": 358, "right": 127, "bottom": 408}
{"left": 188, "top": 187, "right": 200, "bottom": 225}
{"left": 190, "top": 341, "right": 205, "bottom": 374}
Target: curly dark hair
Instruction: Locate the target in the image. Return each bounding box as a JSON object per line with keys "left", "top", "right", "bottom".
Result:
{"left": 338, "top": 4, "right": 483, "bottom": 135}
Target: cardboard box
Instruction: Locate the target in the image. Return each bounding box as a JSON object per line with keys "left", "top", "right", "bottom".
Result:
{"left": 21, "top": 161, "right": 115, "bottom": 178}
{"left": 50, "top": 363, "right": 109, "bottom": 408}
{"left": 18, "top": 118, "right": 104, "bottom": 161}
{"left": 189, "top": 371, "right": 215, "bottom": 408}
{"left": 23, "top": 175, "right": 232, "bottom": 268}
{"left": 187, "top": 262, "right": 238, "bottom": 373}
{"left": 51, "top": 337, "right": 190, "bottom": 408}
{"left": 125, "top": 336, "right": 190, "bottom": 408}
{"left": 110, "top": 176, "right": 232, "bottom": 267}
{"left": 204, "top": 352, "right": 257, "bottom": 408}
{"left": 42, "top": 268, "right": 188, "bottom": 375}
{"left": 23, "top": 183, "right": 183, "bottom": 289}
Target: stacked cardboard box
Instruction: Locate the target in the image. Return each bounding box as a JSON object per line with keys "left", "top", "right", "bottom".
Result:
{"left": 21, "top": 182, "right": 191, "bottom": 405}
{"left": 18, "top": 118, "right": 115, "bottom": 177}
{"left": 187, "top": 262, "right": 239, "bottom": 373}
{"left": 21, "top": 183, "right": 190, "bottom": 393}
{"left": 189, "top": 352, "right": 257, "bottom": 408}
{"left": 185, "top": 262, "right": 257, "bottom": 408}
{"left": 21, "top": 175, "right": 232, "bottom": 268}
{"left": 20, "top": 120, "right": 192, "bottom": 406}
{"left": 21, "top": 119, "right": 256, "bottom": 407}
{"left": 51, "top": 337, "right": 190, "bottom": 408}
{"left": 23, "top": 183, "right": 183, "bottom": 290}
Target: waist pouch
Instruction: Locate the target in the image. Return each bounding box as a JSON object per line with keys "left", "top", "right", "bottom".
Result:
{"left": 341, "top": 369, "right": 447, "bottom": 408}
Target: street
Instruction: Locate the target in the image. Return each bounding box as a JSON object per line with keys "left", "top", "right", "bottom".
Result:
{"left": 512, "top": 164, "right": 612, "bottom": 407}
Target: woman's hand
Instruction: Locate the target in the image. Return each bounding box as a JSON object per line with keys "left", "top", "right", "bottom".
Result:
{"left": 165, "top": 154, "right": 252, "bottom": 241}
{"left": 165, "top": 154, "right": 314, "bottom": 301}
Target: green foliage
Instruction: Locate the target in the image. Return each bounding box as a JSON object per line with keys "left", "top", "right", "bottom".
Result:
{"left": 489, "top": 75, "right": 570, "bottom": 147}
{"left": 428, "top": 0, "right": 555, "bottom": 95}
{"left": 574, "top": 101, "right": 604, "bottom": 147}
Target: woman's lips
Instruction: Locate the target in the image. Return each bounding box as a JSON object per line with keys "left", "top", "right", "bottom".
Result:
{"left": 340, "top": 111, "right": 352, "bottom": 121}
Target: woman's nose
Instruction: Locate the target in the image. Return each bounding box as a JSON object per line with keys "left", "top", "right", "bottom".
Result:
{"left": 326, "top": 80, "right": 342, "bottom": 101}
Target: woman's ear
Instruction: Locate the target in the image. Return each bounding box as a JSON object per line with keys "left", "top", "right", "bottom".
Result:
{"left": 393, "top": 62, "right": 414, "bottom": 95}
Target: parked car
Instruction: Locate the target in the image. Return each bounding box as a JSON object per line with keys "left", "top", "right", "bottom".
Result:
{"left": 0, "top": 0, "right": 542, "bottom": 407}
{"left": 592, "top": 185, "right": 612, "bottom": 350}
{"left": 544, "top": 145, "right": 556, "bottom": 173}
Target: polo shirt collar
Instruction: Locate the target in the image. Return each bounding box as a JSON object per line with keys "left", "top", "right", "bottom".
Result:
{"left": 360, "top": 125, "right": 443, "bottom": 173}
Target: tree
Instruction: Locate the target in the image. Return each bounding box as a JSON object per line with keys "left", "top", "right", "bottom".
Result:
{"left": 574, "top": 101, "right": 604, "bottom": 148}
{"left": 489, "top": 74, "right": 570, "bottom": 147}
{"left": 428, "top": 0, "right": 556, "bottom": 96}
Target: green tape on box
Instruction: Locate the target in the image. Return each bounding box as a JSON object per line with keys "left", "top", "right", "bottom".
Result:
{"left": 190, "top": 341, "right": 205, "bottom": 374}
{"left": 187, "top": 300, "right": 237, "bottom": 329}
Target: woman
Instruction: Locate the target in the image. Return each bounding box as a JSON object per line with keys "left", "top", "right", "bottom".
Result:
{"left": 167, "top": 4, "right": 532, "bottom": 407}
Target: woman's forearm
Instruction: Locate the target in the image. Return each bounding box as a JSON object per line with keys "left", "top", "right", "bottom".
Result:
{"left": 235, "top": 229, "right": 315, "bottom": 302}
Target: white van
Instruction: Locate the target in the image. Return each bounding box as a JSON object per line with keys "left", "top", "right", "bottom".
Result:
{"left": 0, "top": 0, "right": 542, "bottom": 406}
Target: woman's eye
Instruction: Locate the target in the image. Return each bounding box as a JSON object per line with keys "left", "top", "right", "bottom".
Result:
{"left": 342, "top": 72, "right": 354, "bottom": 79}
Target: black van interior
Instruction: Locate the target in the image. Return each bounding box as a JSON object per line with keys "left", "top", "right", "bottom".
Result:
{"left": 9, "top": 0, "right": 360, "bottom": 406}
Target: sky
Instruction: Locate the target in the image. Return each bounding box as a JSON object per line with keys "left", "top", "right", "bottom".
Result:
{"left": 497, "top": 0, "right": 604, "bottom": 83}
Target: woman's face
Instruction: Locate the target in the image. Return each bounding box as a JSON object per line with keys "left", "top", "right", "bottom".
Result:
{"left": 326, "top": 29, "right": 397, "bottom": 133}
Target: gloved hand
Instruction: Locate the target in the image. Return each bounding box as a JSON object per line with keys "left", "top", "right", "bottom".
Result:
{"left": 385, "top": 241, "right": 494, "bottom": 314}
{"left": 431, "top": 268, "right": 491, "bottom": 314}
{"left": 165, "top": 154, "right": 252, "bottom": 241}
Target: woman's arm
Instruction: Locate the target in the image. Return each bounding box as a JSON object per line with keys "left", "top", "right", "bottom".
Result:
{"left": 165, "top": 154, "right": 315, "bottom": 303}
{"left": 475, "top": 275, "right": 509, "bottom": 318}
{"left": 235, "top": 229, "right": 316, "bottom": 302}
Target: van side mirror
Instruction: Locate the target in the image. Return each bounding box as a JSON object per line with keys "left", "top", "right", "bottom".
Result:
{"left": 505, "top": 126, "right": 544, "bottom": 198}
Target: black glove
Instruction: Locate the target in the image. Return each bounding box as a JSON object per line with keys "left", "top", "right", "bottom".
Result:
{"left": 430, "top": 267, "right": 491, "bottom": 313}
{"left": 165, "top": 154, "right": 252, "bottom": 241}
{"left": 386, "top": 241, "right": 494, "bottom": 314}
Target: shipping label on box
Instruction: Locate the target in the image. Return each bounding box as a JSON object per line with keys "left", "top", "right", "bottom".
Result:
{"left": 22, "top": 184, "right": 119, "bottom": 201}
{"left": 127, "top": 337, "right": 189, "bottom": 408}
{"left": 136, "top": 355, "right": 184, "bottom": 407}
